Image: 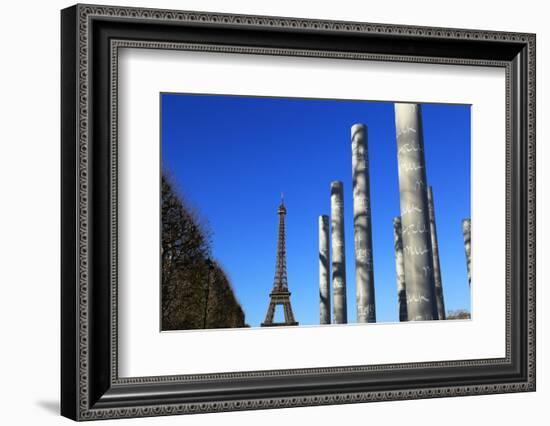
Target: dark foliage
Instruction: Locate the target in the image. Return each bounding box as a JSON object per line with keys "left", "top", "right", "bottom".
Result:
{"left": 161, "top": 175, "right": 245, "bottom": 330}
{"left": 446, "top": 309, "right": 471, "bottom": 320}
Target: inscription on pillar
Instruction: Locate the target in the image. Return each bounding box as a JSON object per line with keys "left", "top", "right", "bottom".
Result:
{"left": 331, "top": 181, "right": 347, "bottom": 324}
{"left": 427, "top": 186, "right": 446, "bottom": 319}
{"left": 395, "top": 103, "right": 437, "bottom": 321}
{"left": 462, "top": 219, "right": 472, "bottom": 286}
{"left": 393, "top": 217, "right": 408, "bottom": 322}
{"left": 351, "top": 124, "right": 376, "bottom": 323}
{"left": 319, "top": 215, "right": 331, "bottom": 324}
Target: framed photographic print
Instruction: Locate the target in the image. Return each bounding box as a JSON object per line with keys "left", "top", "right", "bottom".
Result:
{"left": 61, "top": 4, "right": 536, "bottom": 421}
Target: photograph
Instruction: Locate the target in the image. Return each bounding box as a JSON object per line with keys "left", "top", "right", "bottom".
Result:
{"left": 160, "top": 94, "right": 472, "bottom": 331}
{"left": 58, "top": 4, "right": 535, "bottom": 420}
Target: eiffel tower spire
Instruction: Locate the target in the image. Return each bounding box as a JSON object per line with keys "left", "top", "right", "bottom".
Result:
{"left": 261, "top": 196, "right": 298, "bottom": 326}
{"left": 273, "top": 194, "right": 288, "bottom": 291}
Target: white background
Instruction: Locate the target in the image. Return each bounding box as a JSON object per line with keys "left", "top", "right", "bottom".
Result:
{"left": 119, "top": 49, "right": 505, "bottom": 377}
{"left": 0, "top": 0, "right": 545, "bottom": 425}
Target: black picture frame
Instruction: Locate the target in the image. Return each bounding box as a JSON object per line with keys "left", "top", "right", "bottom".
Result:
{"left": 61, "top": 4, "right": 536, "bottom": 421}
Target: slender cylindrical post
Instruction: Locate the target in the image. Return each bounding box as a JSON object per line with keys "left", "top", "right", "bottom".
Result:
{"left": 319, "top": 215, "right": 331, "bottom": 324}
{"left": 462, "top": 219, "right": 471, "bottom": 286}
{"left": 394, "top": 103, "right": 437, "bottom": 321}
{"left": 331, "top": 181, "right": 347, "bottom": 324}
{"left": 393, "top": 217, "right": 408, "bottom": 322}
{"left": 351, "top": 124, "right": 376, "bottom": 323}
{"left": 427, "top": 186, "right": 445, "bottom": 320}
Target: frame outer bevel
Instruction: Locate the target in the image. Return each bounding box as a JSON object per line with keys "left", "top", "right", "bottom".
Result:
{"left": 60, "top": 3, "right": 536, "bottom": 421}
{"left": 61, "top": 4, "right": 79, "bottom": 421}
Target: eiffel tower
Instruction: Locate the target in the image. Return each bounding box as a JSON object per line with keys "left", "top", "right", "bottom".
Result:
{"left": 261, "top": 195, "right": 298, "bottom": 327}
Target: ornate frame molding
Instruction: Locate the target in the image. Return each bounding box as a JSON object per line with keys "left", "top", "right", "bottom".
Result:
{"left": 61, "top": 4, "right": 536, "bottom": 421}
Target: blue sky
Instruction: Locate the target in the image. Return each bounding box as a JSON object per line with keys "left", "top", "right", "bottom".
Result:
{"left": 161, "top": 93, "right": 471, "bottom": 327}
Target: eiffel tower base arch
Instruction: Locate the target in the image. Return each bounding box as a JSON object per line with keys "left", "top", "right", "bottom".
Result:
{"left": 261, "top": 290, "right": 298, "bottom": 327}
